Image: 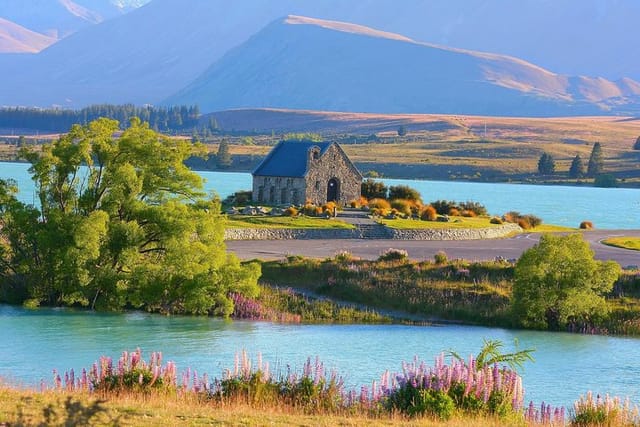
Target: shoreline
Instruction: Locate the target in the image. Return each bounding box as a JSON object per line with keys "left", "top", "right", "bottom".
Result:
{"left": 3, "top": 159, "right": 639, "bottom": 189}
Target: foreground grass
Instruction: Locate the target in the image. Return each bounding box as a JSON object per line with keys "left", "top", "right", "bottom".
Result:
{"left": 225, "top": 215, "right": 355, "bottom": 229}
{"left": 0, "top": 387, "right": 520, "bottom": 427}
{"left": 602, "top": 237, "right": 640, "bottom": 251}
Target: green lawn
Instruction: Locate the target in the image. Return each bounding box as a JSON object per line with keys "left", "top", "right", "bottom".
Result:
{"left": 602, "top": 237, "right": 640, "bottom": 251}
{"left": 377, "top": 216, "right": 500, "bottom": 230}
{"left": 225, "top": 215, "right": 355, "bottom": 229}
{"left": 528, "top": 224, "right": 576, "bottom": 233}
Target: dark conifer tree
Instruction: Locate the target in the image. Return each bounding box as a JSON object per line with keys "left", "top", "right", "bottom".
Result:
{"left": 587, "top": 142, "right": 604, "bottom": 177}
{"left": 568, "top": 155, "right": 584, "bottom": 178}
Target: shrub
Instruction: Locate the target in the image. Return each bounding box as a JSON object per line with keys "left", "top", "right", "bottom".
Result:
{"left": 434, "top": 251, "right": 448, "bottom": 265}
{"left": 594, "top": 174, "right": 619, "bottom": 188}
{"left": 420, "top": 205, "right": 438, "bottom": 221}
{"left": 490, "top": 217, "right": 503, "bottom": 225}
{"left": 503, "top": 211, "right": 520, "bottom": 223}
{"left": 86, "top": 349, "right": 176, "bottom": 393}
{"left": 383, "top": 353, "right": 524, "bottom": 420}
{"left": 388, "top": 185, "right": 422, "bottom": 203}
{"left": 323, "top": 201, "right": 337, "bottom": 213}
{"left": 303, "top": 203, "right": 316, "bottom": 216}
{"left": 431, "top": 200, "right": 458, "bottom": 215}
{"left": 390, "top": 199, "right": 413, "bottom": 217}
{"left": 579, "top": 221, "right": 594, "bottom": 230}
{"left": 334, "top": 250, "right": 355, "bottom": 263}
{"left": 522, "top": 214, "right": 542, "bottom": 228}
{"left": 461, "top": 210, "right": 476, "bottom": 218}
{"left": 572, "top": 392, "right": 639, "bottom": 427}
{"left": 283, "top": 207, "right": 298, "bottom": 217}
{"left": 361, "top": 179, "right": 388, "bottom": 200}
{"left": 368, "top": 198, "right": 391, "bottom": 210}
{"left": 517, "top": 218, "right": 532, "bottom": 230}
{"left": 459, "top": 201, "right": 488, "bottom": 216}
{"left": 504, "top": 212, "right": 542, "bottom": 229}
{"left": 378, "top": 248, "right": 409, "bottom": 263}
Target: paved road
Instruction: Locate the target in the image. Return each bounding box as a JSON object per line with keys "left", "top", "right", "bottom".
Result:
{"left": 226, "top": 230, "right": 640, "bottom": 267}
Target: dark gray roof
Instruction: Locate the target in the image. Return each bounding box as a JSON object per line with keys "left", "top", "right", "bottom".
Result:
{"left": 252, "top": 140, "right": 333, "bottom": 177}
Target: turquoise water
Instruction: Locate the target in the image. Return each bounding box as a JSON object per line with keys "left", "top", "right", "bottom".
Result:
{"left": 2, "top": 161, "right": 638, "bottom": 229}
{"left": 1, "top": 304, "right": 639, "bottom": 409}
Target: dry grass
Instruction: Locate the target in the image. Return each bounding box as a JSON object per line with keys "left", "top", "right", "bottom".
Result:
{"left": 0, "top": 386, "right": 525, "bottom": 427}
{"left": 4, "top": 111, "right": 640, "bottom": 183}
{"left": 210, "top": 113, "right": 640, "bottom": 183}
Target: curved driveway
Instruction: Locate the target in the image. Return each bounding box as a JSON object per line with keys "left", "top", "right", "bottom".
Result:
{"left": 226, "top": 230, "right": 640, "bottom": 267}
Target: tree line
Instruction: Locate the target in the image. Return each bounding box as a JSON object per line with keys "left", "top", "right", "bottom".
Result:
{"left": 0, "top": 104, "right": 201, "bottom": 133}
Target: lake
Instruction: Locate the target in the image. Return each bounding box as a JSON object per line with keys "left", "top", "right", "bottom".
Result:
{"left": 1, "top": 161, "right": 639, "bottom": 229}
{"left": 1, "top": 304, "right": 638, "bottom": 410}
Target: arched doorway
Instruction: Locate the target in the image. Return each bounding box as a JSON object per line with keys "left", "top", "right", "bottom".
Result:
{"left": 327, "top": 178, "right": 339, "bottom": 202}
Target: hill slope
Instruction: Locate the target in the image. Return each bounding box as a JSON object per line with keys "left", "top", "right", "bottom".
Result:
{"left": 0, "top": 18, "right": 56, "bottom": 53}
{"left": 166, "top": 16, "right": 640, "bottom": 116}
{"left": 0, "top": 0, "right": 638, "bottom": 108}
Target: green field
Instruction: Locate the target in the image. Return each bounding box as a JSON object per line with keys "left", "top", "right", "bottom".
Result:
{"left": 378, "top": 217, "right": 500, "bottom": 229}
{"left": 602, "top": 237, "right": 640, "bottom": 251}
{"left": 225, "top": 214, "right": 355, "bottom": 229}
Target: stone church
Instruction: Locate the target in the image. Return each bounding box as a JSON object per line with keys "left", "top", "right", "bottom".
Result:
{"left": 252, "top": 140, "right": 362, "bottom": 206}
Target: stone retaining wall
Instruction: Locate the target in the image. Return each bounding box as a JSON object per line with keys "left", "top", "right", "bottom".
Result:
{"left": 224, "top": 223, "right": 521, "bottom": 241}
{"left": 385, "top": 223, "right": 522, "bottom": 240}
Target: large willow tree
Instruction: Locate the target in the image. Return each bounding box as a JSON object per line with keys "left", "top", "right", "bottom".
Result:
{"left": 0, "top": 118, "right": 260, "bottom": 314}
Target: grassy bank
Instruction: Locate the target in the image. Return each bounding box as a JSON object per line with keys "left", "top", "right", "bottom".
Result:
{"left": 260, "top": 256, "right": 514, "bottom": 326}
{"left": 602, "top": 237, "right": 640, "bottom": 251}
{"left": 258, "top": 255, "right": 640, "bottom": 334}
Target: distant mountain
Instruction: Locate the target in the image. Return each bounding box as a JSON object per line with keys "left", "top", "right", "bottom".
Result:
{"left": 0, "top": 0, "right": 149, "bottom": 52}
{"left": 0, "top": 0, "right": 638, "bottom": 111}
{"left": 0, "top": 17, "right": 56, "bottom": 53}
{"left": 165, "top": 16, "right": 640, "bottom": 116}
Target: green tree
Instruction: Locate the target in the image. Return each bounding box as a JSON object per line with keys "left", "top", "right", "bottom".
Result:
{"left": 634, "top": 136, "right": 640, "bottom": 150}
{"left": 593, "top": 173, "right": 619, "bottom": 188}
{"left": 512, "top": 234, "right": 620, "bottom": 330}
{"left": 361, "top": 179, "right": 388, "bottom": 200}
{"left": 397, "top": 125, "right": 407, "bottom": 136}
{"left": 388, "top": 185, "right": 422, "bottom": 203}
{"left": 568, "top": 154, "right": 584, "bottom": 178}
{"left": 537, "top": 152, "right": 555, "bottom": 175}
{"left": 0, "top": 118, "right": 260, "bottom": 314}
{"left": 216, "top": 139, "right": 232, "bottom": 169}
{"left": 587, "top": 142, "right": 604, "bottom": 177}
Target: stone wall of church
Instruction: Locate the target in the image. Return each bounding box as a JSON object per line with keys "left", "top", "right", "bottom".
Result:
{"left": 304, "top": 144, "right": 361, "bottom": 206}
{"left": 252, "top": 176, "right": 307, "bottom": 205}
